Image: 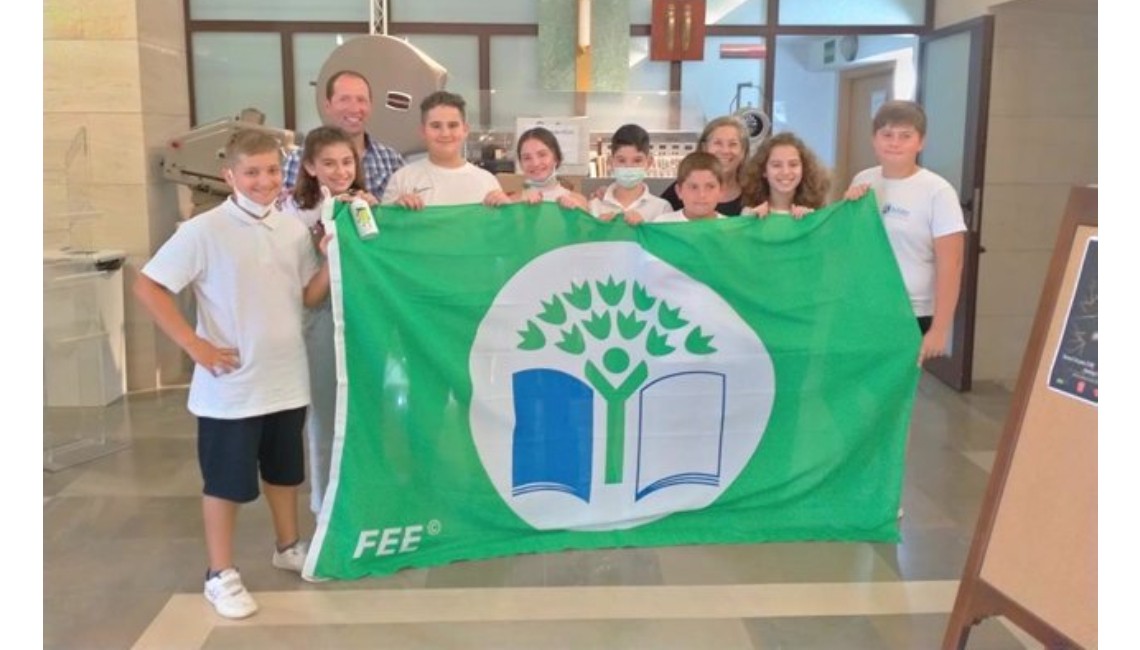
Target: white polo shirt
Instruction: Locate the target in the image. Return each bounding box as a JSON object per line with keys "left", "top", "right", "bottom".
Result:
{"left": 142, "top": 199, "right": 321, "bottom": 419}
{"left": 588, "top": 184, "right": 672, "bottom": 222}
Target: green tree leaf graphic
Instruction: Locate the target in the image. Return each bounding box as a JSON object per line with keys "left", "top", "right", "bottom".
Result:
{"left": 684, "top": 326, "right": 717, "bottom": 355}
{"left": 537, "top": 295, "right": 567, "bottom": 325}
{"left": 658, "top": 301, "right": 689, "bottom": 330}
{"left": 617, "top": 310, "right": 647, "bottom": 340}
{"left": 563, "top": 281, "right": 592, "bottom": 311}
{"left": 518, "top": 276, "right": 721, "bottom": 485}
{"left": 645, "top": 327, "right": 675, "bottom": 357}
{"left": 517, "top": 320, "right": 546, "bottom": 350}
{"left": 556, "top": 324, "right": 586, "bottom": 355}
{"left": 596, "top": 277, "right": 626, "bottom": 307}
{"left": 633, "top": 282, "right": 656, "bottom": 312}
{"left": 583, "top": 311, "right": 612, "bottom": 341}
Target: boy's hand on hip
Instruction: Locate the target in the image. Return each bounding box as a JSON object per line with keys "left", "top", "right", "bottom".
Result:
{"left": 186, "top": 338, "right": 241, "bottom": 377}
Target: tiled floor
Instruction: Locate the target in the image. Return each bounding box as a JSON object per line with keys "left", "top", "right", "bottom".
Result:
{"left": 44, "top": 376, "right": 1043, "bottom": 649}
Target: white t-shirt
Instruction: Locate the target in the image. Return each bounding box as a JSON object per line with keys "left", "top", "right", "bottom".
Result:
{"left": 653, "top": 209, "right": 725, "bottom": 223}
{"left": 589, "top": 184, "right": 673, "bottom": 222}
{"left": 142, "top": 199, "right": 321, "bottom": 419}
{"left": 851, "top": 166, "right": 966, "bottom": 317}
{"left": 381, "top": 158, "right": 502, "bottom": 206}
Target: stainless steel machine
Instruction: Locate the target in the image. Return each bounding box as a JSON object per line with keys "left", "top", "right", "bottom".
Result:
{"left": 161, "top": 110, "right": 295, "bottom": 214}
{"left": 314, "top": 34, "right": 447, "bottom": 157}
{"left": 162, "top": 35, "right": 448, "bottom": 213}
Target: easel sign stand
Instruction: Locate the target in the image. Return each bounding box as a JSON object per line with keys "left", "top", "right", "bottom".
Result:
{"left": 943, "top": 186, "right": 1097, "bottom": 649}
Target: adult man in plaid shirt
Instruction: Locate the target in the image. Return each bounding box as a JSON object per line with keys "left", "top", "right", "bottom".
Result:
{"left": 283, "top": 70, "right": 405, "bottom": 198}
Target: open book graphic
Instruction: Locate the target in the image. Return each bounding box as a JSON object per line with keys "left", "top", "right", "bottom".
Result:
{"left": 511, "top": 369, "right": 594, "bottom": 502}
{"left": 635, "top": 372, "right": 726, "bottom": 500}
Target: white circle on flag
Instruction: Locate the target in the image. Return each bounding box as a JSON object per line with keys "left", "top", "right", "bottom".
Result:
{"left": 469, "top": 243, "right": 775, "bottom": 531}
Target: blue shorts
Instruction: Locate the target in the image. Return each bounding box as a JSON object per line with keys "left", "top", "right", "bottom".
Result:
{"left": 197, "top": 407, "right": 306, "bottom": 503}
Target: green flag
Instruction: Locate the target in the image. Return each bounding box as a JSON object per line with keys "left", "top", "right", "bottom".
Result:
{"left": 307, "top": 195, "right": 920, "bottom": 581}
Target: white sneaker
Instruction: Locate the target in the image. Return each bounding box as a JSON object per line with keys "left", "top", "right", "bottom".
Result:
{"left": 273, "top": 540, "right": 330, "bottom": 583}
{"left": 204, "top": 568, "right": 258, "bottom": 619}
{"left": 272, "top": 540, "right": 309, "bottom": 574}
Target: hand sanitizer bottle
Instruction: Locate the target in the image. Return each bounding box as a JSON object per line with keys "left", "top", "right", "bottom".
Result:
{"left": 350, "top": 196, "right": 379, "bottom": 240}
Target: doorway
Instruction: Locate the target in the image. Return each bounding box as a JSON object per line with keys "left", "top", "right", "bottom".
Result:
{"left": 834, "top": 62, "right": 894, "bottom": 196}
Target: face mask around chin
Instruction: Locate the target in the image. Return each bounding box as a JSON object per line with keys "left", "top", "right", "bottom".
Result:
{"left": 612, "top": 167, "right": 647, "bottom": 189}
{"left": 232, "top": 190, "right": 274, "bottom": 217}
{"left": 524, "top": 173, "right": 558, "bottom": 189}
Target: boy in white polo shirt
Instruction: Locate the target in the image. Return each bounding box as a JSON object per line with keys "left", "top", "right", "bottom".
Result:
{"left": 846, "top": 100, "right": 966, "bottom": 366}
{"left": 133, "top": 130, "right": 330, "bottom": 619}
{"left": 585, "top": 123, "right": 672, "bottom": 225}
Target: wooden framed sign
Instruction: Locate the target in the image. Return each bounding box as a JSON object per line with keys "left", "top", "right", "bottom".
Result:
{"left": 944, "top": 186, "right": 1097, "bottom": 649}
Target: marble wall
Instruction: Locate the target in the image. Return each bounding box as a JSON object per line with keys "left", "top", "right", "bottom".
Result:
{"left": 44, "top": 0, "right": 193, "bottom": 391}
{"left": 972, "top": 0, "right": 1097, "bottom": 386}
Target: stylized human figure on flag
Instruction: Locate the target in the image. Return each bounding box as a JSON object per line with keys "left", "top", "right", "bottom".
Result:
{"left": 513, "top": 277, "right": 716, "bottom": 500}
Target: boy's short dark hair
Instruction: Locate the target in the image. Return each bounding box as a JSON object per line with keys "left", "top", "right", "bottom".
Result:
{"left": 675, "top": 151, "right": 723, "bottom": 186}
{"left": 420, "top": 90, "right": 467, "bottom": 122}
{"left": 325, "top": 70, "right": 371, "bottom": 100}
{"left": 610, "top": 123, "right": 651, "bottom": 155}
{"left": 224, "top": 130, "right": 283, "bottom": 168}
{"left": 872, "top": 100, "right": 927, "bottom": 136}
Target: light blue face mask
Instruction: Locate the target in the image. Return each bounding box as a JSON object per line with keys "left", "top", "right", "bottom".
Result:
{"left": 612, "top": 166, "right": 647, "bottom": 189}
{"left": 524, "top": 172, "right": 558, "bottom": 189}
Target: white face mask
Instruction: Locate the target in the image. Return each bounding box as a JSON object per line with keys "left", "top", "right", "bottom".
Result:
{"left": 231, "top": 189, "right": 274, "bottom": 218}
{"left": 524, "top": 172, "right": 558, "bottom": 189}
{"left": 613, "top": 166, "right": 647, "bottom": 189}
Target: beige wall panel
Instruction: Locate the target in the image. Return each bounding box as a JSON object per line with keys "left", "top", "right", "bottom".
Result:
{"left": 137, "top": 0, "right": 187, "bottom": 52}
{"left": 983, "top": 117, "right": 1096, "bottom": 185}
{"left": 82, "top": 113, "right": 148, "bottom": 184}
{"left": 979, "top": 184, "right": 1071, "bottom": 252}
{"left": 85, "top": 184, "right": 150, "bottom": 254}
{"left": 44, "top": 0, "right": 84, "bottom": 40}
{"left": 44, "top": 41, "right": 142, "bottom": 113}
{"left": 976, "top": 250, "right": 1052, "bottom": 317}
{"left": 140, "top": 43, "right": 191, "bottom": 116}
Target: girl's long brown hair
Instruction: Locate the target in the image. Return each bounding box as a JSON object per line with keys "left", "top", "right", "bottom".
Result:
{"left": 292, "top": 126, "right": 366, "bottom": 210}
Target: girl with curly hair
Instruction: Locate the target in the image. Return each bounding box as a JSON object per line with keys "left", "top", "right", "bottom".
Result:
{"left": 740, "top": 132, "right": 831, "bottom": 219}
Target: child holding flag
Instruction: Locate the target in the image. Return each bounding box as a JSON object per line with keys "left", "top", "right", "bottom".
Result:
{"left": 381, "top": 90, "right": 508, "bottom": 208}
{"left": 655, "top": 152, "right": 729, "bottom": 222}
{"left": 134, "top": 130, "right": 330, "bottom": 619}
{"left": 740, "top": 131, "right": 831, "bottom": 219}
{"left": 585, "top": 123, "right": 672, "bottom": 225}
{"left": 278, "top": 125, "right": 371, "bottom": 515}
{"left": 844, "top": 100, "right": 966, "bottom": 365}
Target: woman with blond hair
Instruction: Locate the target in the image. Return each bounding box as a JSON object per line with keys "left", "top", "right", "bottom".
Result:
{"left": 659, "top": 115, "right": 751, "bottom": 216}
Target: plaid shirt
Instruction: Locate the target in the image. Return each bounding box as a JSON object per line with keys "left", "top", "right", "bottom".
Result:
{"left": 283, "top": 132, "right": 405, "bottom": 199}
